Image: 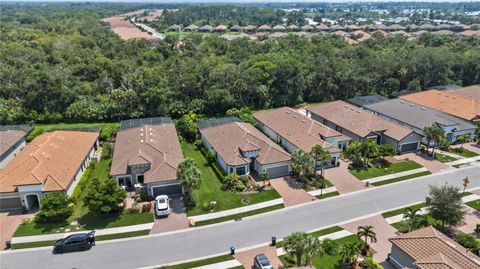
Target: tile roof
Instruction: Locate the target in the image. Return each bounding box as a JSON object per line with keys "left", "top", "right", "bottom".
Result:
{"left": 0, "top": 130, "right": 26, "bottom": 157}
{"left": 365, "top": 99, "right": 478, "bottom": 133}
{"left": 307, "top": 101, "right": 415, "bottom": 141}
{"left": 400, "top": 89, "right": 480, "bottom": 121}
{"left": 0, "top": 131, "right": 99, "bottom": 193}
{"left": 390, "top": 227, "right": 480, "bottom": 269}
{"left": 254, "top": 107, "right": 346, "bottom": 154}
{"left": 447, "top": 85, "right": 480, "bottom": 101}
{"left": 110, "top": 122, "right": 183, "bottom": 184}
{"left": 199, "top": 121, "right": 290, "bottom": 166}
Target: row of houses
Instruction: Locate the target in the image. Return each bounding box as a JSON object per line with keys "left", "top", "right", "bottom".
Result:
{"left": 168, "top": 23, "right": 480, "bottom": 33}
{"left": 1, "top": 84, "right": 478, "bottom": 211}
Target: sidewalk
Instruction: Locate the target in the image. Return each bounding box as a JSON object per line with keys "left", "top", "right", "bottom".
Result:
{"left": 189, "top": 198, "right": 284, "bottom": 222}
{"left": 365, "top": 167, "right": 429, "bottom": 184}
{"left": 11, "top": 222, "right": 154, "bottom": 244}
{"left": 446, "top": 156, "right": 480, "bottom": 166}
{"left": 190, "top": 260, "right": 242, "bottom": 269}
{"left": 307, "top": 186, "right": 337, "bottom": 196}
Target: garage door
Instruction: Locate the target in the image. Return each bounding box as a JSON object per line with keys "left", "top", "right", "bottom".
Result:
{"left": 400, "top": 142, "right": 419, "bottom": 153}
{"left": 0, "top": 197, "right": 22, "bottom": 211}
{"left": 266, "top": 165, "right": 290, "bottom": 179}
{"left": 151, "top": 184, "right": 183, "bottom": 198}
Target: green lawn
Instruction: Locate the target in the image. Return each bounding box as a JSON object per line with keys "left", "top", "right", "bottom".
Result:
{"left": 451, "top": 148, "right": 479, "bottom": 158}
{"left": 11, "top": 230, "right": 150, "bottom": 250}
{"left": 14, "top": 157, "right": 153, "bottom": 237}
{"left": 371, "top": 171, "right": 431, "bottom": 186}
{"left": 466, "top": 199, "right": 480, "bottom": 211}
{"left": 195, "top": 204, "right": 284, "bottom": 226}
{"left": 381, "top": 202, "right": 426, "bottom": 218}
{"left": 279, "top": 235, "right": 362, "bottom": 269}
{"left": 156, "top": 254, "right": 234, "bottom": 269}
{"left": 350, "top": 160, "right": 423, "bottom": 180}
{"left": 180, "top": 142, "right": 281, "bottom": 216}
{"left": 27, "top": 123, "right": 119, "bottom": 142}
{"left": 315, "top": 191, "right": 340, "bottom": 200}
{"left": 434, "top": 153, "right": 458, "bottom": 163}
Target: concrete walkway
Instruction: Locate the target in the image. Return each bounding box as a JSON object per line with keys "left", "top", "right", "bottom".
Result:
{"left": 445, "top": 156, "right": 480, "bottom": 166}
{"left": 270, "top": 177, "right": 316, "bottom": 207}
{"left": 189, "top": 198, "right": 284, "bottom": 222}
{"left": 190, "top": 259, "right": 242, "bottom": 269}
{"left": 11, "top": 222, "right": 154, "bottom": 244}
{"left": 365, "top": 167, "right": 429, "bottom": 184}
{"left": 307, "top": 186, "right": 337, "bottom": 196}
{"left": 324, "top": 160, "right": 367, "bottom": 193}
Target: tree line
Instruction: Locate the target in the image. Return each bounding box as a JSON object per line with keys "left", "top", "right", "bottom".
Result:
{"left": 1, "top": 4, "right": 480, "bottom": 125}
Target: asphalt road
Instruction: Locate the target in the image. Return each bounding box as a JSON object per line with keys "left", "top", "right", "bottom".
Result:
{"left": 1, "top": 166, "right": 479, "bottom": 269}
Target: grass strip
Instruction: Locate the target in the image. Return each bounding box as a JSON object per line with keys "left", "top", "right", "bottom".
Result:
{"left": 195, "top": 204, "right": 284, "bottom": 226}
{"left": 434, "top": 153, "right": 457, "bottom": 163}
{"left": 350, "top": 160, "right": 423, "bottom": 180}
{"left": 371, "top": 171, "right": 431, "bottom": 186}
{"left": 315, "top": 191, "right": 340, "bottom": 200}
{"left": 276, "top": 226, "right": 343, "bottom": 248}
{"left": 156, "top": 254, "right": 234, "bottom": 269}
{"left": 466, "top": 199, "right": 480, "bottom": 211}
{"left": 11, "top": 230, "right": 150, "bottom": 250}
{"left": 381, "top": 202, "right": 426, "bottom": 218}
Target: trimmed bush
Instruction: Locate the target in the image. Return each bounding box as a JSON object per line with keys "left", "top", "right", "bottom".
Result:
{"left": 235, "top": 183, "right": 246, "bottom": 192}
{"left": 35, "top": 193, "right": 73, "bottom": 223}
{"left": 454, "top": 233, "right": 477, "bottom": 251}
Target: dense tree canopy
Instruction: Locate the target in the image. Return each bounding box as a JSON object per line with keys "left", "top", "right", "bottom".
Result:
{"left": 1, "top": 3, "right": 480, "bottom": 125}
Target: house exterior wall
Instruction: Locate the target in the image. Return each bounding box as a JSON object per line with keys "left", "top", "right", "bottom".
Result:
{"left": 0, "top": 138, "right": 26, "bottom": 169}
{"left": 389, "top": 245, "right": 416, "bottom": 269}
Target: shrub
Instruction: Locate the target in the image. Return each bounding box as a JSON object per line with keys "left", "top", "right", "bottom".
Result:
{"left": 141, "top": 203, "right": 152, "bottom": 213}
{"left": 194, "top": 139, "right": 203, "bottom": 149}
{"left": 206, "top": 150, "right": 216, "bottom": 165}
{"left": 100, "top": 125, "right": 120, "bottom": 141}
{"left": 126, "top": 203, "right": 141, "bottom": 214}
{"left": 35, "top": 193, "right": 73, "bottom": 223}
{"left": 240, "top": 175, "right": 249, "bottom": 184}
{"left": 454, "top": 233, "right": 477, "bottom": 251}
{"left": 102, "top": 142, "right": 114, "bottom": 158}
{"left": 26, "top": 127, "right": 44, "bottom": 142}
{"left": 235, "top": 182, "right": 246, "bottom": 192}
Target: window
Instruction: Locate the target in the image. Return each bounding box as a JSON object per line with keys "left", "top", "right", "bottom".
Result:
{"left": 236, "top": 166, "right": 246, "bottom": 176}
{"left": 137, "top": 175, "right": 144, "bottom": 184}
{"left": 323, "top": 119, "right": 327, "bottom": 125}
{"left": 230, "top": 167, "right": 234, "bottom": 174}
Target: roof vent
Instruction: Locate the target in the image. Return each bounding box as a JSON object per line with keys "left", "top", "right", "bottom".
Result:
{"left": 409, "top": 104, "right": 413, "bottom": 107}
{"left": 421, "top": 108, "right": 425, "bottom": 111}
{"left": 400, "top": 101, "right": 405, "bottom": 104}
{"left": 357, "top": 110, "right": 361, "bottom": 113}
{"left": 302, "top": 120, "right": 306, "bottom": 123}
{"left": 140, "top": 140, "right": 144, "bottom": 143}
{"left": 294, "top": 115, "right": 297, "bottom": 118}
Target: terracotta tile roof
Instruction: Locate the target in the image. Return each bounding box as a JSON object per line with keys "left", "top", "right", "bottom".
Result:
{"left": 199, "top": 122, "right": 290, "bottom": 166}
{"left": 447, "top": 85, "right": 480, "bottom": 101}
{"left": 400, "top": 89, "right": 480, "bottom": 121}
{"left": 0, "top": 130, "right": 26, "bottom": 157}
{"left": 254, "top": 107, "right": 345, "bottom": 154}
{"left": 307, "top": 101, "right": 415, "bottom": 141}
{"left": 110, "top": 123, "right": 183, "bottom": 184}
{"left": 390, "top": 227, "right": 480, "bottom": 269}
{"left": 0, "top": 131, "right": 99, "bottom": 193}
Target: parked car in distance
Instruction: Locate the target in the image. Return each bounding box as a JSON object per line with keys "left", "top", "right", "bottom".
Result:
{"left": 53, "top": 231, "right": 95, "bottom": 254}
{"left": 254, "top": 254, "right": 273, "bottom": 269}
{"left": 155, "top": 195, "right": 170, "bottom": 217}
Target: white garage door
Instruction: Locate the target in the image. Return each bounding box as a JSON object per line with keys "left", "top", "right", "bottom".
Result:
{"left": 266, "top": 165, "right": 290, "bottom": 179}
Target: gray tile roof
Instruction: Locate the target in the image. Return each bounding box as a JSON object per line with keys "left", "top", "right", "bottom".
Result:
{"left": 365, "top": 99, "right": 477, "bottom": 133}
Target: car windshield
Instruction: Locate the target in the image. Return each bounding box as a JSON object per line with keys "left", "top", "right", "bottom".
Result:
{"left": 158, "top": 199, "right": 166, "bottom": 204}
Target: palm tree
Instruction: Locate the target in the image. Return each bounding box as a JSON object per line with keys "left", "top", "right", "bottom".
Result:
{"left": 304, "top": 234, "right": 324, "bottom": 266}
{"left": 283, "top": 231, "right": 308, "bottom": 267}
{"left": 340, "top": 241, "right": 362, "bottom": 265}
{"left": 403, "top": 207, "right": 421, "bottom": 232}
{"left": 423, "top": 124, "right": 445, "bottom": 157}
{"left": 360, "top": 140, "right": 379, "bottom": 166}
{"left": 177, "top": 158, "right": 202, "bottom": 204}
{"left": 356, "top": 225, "right": 377, "bottom": 251}
{"left": 310, "top": 145, "right": 332, "bottom": 196}
{"left": 291, "top": 150, "right": 315, "bottom": 181}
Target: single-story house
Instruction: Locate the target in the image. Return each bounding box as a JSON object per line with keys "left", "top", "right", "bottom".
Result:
{"left": 400, "top": 89, "right": 480, "bottom": 122}
{"left": 254, "top": 107, "right": 350, "bottom": 167}
{"left": 198, "top": 118, "right": 291, "bottom": 179}
{"left": 365, "top": 99, "right": 478, "bottom": 144}
{"left": 272, "top": 25, "right": 287, "bottom": 32}
{"left": 110, "top": 117, "right": 184, "bottom": 198}
{"left": 184, "top": 24, "right": 199, "bottom": 32}
{"left": 198, "top": 25, "right": 214, "bottom": 32}
{"left": 168, "top": 24, "right": 182, "bottom": 32}
{"left": 0, "top": 130, "right": 100, "bottom": 211}
{"left": 306, "top": 101, "right": 423, "bottom": 153}
{"left": 230, "top": 25, "right": 243, "bottom": 32}
{"left": 389, "top": 226, "right": 480, "bottom": 269}
{"left": 243, "top": 25, "right": 257, "bottom": 33}
{"left": 0, "top": 125, "right": 33, "bottom": 169}
{"left": 258, "top": 25, "right": 272, "bottom": 32}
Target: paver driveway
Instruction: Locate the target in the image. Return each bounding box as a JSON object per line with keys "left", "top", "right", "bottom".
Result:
{"left": 235, "top": 245, "right": 284, "bottom": 269}
{"left": 269, "top": 177, "right": 315, "bottom": 207}
{"left": 324, "top": 160, "right": 367, "bottom": 194}
{"left": 150, "top": 198, "right": 189, "bottom": 234}
{"left": 458, "top": 207, "right": 480, "bottom": 235}
{"left": 341, "top": 215, "right": 398, "bottom": 262}
{"left": 395, "top": 152, "right": 451, "bottom": 173}
{"left": 0, "top": 210, "right": 33, "bottom": 250}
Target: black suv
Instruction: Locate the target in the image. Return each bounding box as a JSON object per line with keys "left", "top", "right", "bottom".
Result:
{"left": 53, "top": 231, "right": 95, "bottom": 253}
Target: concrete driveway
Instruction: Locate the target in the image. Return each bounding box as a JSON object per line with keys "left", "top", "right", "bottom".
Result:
{"left": 324, "top": 160, "right": 367, "bottom": 194}
{"left": 149, "top": 198, "right": 189, "bottom": 234}
{"left": 270, "top": 177, "right": 316, "bottom": 207}
{"left": 341, "top": 215, "right": 398, "bottom": 262}
{"left": 0, "top": 210, "right": 33, "bottom": 250}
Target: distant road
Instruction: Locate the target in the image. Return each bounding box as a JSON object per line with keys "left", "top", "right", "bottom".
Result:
{"left": 1, "top": 166, "right": 479, "bottom": 269}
